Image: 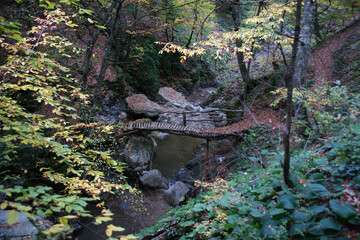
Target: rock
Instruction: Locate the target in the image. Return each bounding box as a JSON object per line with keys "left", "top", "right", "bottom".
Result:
{"left": 155, "top": 132, "right": 170, "bottom": 141}
{"left": 164, "top": 181, "right": 190, "bottom": 206}
{"left": 209, "top": 111, "right": 227, "bottom": 127}
{"left": 140, "top": 169, "right": 169, "bottom": 189}
{"left": 159, "top": 87, "right": 188, "bottom": 108}
{"left": 126, "top": 94, "right": 163, "bottom": 117}
{"left": 0, "top": 210, "right": 38, "bottom": 240}
{"left": 175, "top": 167, "right": 196, "bottom": 184}
{"left": 118, "top": 111, "right": 128, "bottom": 122}
{"left": 123, "top": 136, "right": 156, "bottom": 172}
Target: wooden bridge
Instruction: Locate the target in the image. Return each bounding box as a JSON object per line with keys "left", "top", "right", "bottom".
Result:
{"left": 122, "top": 121, "right": 246, "bottom": 140}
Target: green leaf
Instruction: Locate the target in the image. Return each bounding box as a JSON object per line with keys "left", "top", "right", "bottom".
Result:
{"left": 329, "top": 199, "right": 356, "bottom": 219}
{"left": 277, "top": 194, "right": 298, "bottom": 210}
{"left": 193, "top": 203, "right": 206, "bottom": 212}
{"left": 27, "top": 191, "right": 39, "bottom": 199}
{"left": 291, "top": 210, "right": 312, "bottom": 223}
{"left": 22, "top": 211, "right": 35, "bottom": 221}
{"left": 6, "top": 210, "right": 19, "bottom": 226}
{"left": 308, "top": 218, "right": 341, "bottom": 237}
{"left": 301, "top": 184, "right": 331, "bottom": 199}
{"left": 65, "top": 205, "right": 73, "bottom": 213}
{"left": 37, "top": 209, "right": 46, "bottom": 218}
{"left": 269, "top": 208, "right": 287, "bottom": 216}
{"left": 226, "top": 214, "right": 238, "bottom": 224}
{"left": 250, "top": 209, "right": 264, "bottom": 218}
{"left": 306, "top": 205, "right": 326, "bottom": 216}
{"left": 289, "top": 223, "right": 310, "bottom": 236}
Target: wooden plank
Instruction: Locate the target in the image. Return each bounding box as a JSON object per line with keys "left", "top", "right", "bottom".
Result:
{"left": 122, "top": 121, "right": 244, "bottom": 140}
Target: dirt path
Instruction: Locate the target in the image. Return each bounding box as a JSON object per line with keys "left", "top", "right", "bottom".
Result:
{"left": 309, "top": 22, "right": 360, "bottom": 88}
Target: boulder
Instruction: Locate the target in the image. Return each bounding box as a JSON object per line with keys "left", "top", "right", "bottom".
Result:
{"left": 0, "top": 210, "right": 38, "bottom": 240}
{"left": 175, "top": 167, "right": 196, "bottom": 184}
{"left": 140, "top": 169, "right": 169, "bottom": 189}
{"left": 159, "top": 87, "right": 188, "bottom": 108}
{"left": 164, "top": 181, "right": 190, "bottom": 206}
{"left": 154, "top": 132, "right": 170, "bottom": 141}
{"left": 123, "top": 136, "right": 156, "bottom": 172}
{"left": 126, "top": 94, "right": 163, "bottom": 117}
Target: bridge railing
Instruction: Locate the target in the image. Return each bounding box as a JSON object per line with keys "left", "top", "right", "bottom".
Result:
{"left": 134, "top": 109, "right": 244, "bottom": 126}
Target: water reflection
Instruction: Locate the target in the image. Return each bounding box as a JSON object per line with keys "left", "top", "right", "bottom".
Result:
{"left": 153, "top": 135, "right": 203, "bottom": 178}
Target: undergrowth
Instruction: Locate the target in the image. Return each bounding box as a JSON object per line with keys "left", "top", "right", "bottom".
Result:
{"left": 138, "top": 84, "right": 360, "bottom": 239}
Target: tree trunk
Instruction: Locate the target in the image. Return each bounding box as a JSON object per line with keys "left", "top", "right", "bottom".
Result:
{"left": 283, "top": 0, "right": 302, "bottom": 187}
{"left": 185, "top": 0, "right": 198, "bottom": 48}
{"left": 231, "top": 0, "right": 248, "bottom": 87}
{"left": 231, "top": 0, "right": 248, "bottom": 119}
{"left": 293, "top": 0, "right": 315, "bottom": 136}
{"left": 293, "top": 0, "right": 316, "bottom": 88}
{"left": 80, "top": 0, "right": 117, "bottom": 86}
{"left": 313, "top": 2, "right": 323, "bottom": 44}
{"left": 94, "top": 1, "right": 123, "bottom": 104}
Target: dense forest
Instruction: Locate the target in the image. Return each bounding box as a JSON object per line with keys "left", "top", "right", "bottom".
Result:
{"left": 0, "top": 0, "right": 360, "bottom": 239}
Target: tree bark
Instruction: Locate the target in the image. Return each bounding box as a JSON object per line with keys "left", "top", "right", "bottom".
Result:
{"left": 293, "top": 0, "right": 315, "bottom": 136}
{"left": 293, "top": 0, "right": 316, "bottom": 88}
{"left": 283, "top": 0, "right": 302, "bottom": 187}
{"left": 80, "top": 0, "right": 117, "bottom": 86}
{"left": 231, "top": 0, "right": 248, "bottom": 88}
{"left": 94, "top": 0, "right": 123, "bottom": 104}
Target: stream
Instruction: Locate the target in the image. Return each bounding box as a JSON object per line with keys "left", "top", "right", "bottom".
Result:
{"left": 76, "top": 135, "right": 203, "bottom": 239}
{"left": 76, "top": 88, "right": 214, "bottom": 239}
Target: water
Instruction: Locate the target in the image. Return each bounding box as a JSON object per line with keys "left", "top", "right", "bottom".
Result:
{"left": 152, "top": 135, "right": 203, "bottom": 178}
{"left": 75, "top": 190, "right": 170, "bottom": 239}
{"left": 76, "top": 135, "right": 202, "bottom": 239}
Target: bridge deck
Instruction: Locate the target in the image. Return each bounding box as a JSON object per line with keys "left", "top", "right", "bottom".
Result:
{"left": 122, "top": 121, "right": 246, "bottom": 139}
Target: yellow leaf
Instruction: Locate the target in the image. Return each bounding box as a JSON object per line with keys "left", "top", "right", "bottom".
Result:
{"left": 106, "top": 229, "right": 112, "bottom": 237}
{"left": 0, "top": 201, "right": 8, "bottom": 210}
{"left": 6, "top": 210, "right": 19, "bottom": 226}
{"left": 88, "top": 18, "right": 93, "bottom": 23}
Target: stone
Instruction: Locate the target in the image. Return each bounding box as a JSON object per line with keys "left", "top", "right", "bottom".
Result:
{"left": 126, "top": 94, "right": 163, "bottom": 117}
{"left": 164, "top": 181, "right": 190, "bottom": 206}
{"left": 123, "top": 136, "right": 156, "bottom": 172}
{"left": 175, "top": 167, "right": 196, "bottom": 184}
{"left": 159, "top": 87, "right": 188, "bottom": 108}
{"left": 0, "top": 210, "right": 38, "bottom": 240}
{"left": 140, "top": 169, "right": 169, "bottom": 189}
{"left": 155, "top": 132, "right": 170, "bottom": 141}
{"left": 209, "top": 111, "right": 227, "bottom": 127}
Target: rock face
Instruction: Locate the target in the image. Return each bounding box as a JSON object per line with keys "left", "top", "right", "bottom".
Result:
{"left": 0, "top": 210, "right": 38, "bottom": 240}
{"left": 164, "top": 181, "right": 190, "bottom": 206}
{"left": 123, "top": 136, "right": 156, "bottom": 172}
{"left": 159, "top": 87, "right": 188, "bottom": 108}
{"left": 140, "top": 169, "right": 169, "bottom": 189}
{"left": 126, "top": 94, "right": 163, "bottom": 117}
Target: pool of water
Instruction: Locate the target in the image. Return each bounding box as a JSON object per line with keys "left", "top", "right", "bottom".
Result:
{"left": 152, "top": 135, "right": 203, "bottom": 178}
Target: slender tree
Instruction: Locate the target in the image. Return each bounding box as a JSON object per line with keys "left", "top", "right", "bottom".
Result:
{"left": 283, "top": 0, "right": 303, "bottom": 186}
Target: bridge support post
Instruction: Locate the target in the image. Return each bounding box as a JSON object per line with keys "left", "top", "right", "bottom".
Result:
{"left": 206, "top": 139, "right": 209, "bottom": 163}
{"left": 183, "top": 112, "right": 187, "bottom": 126}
